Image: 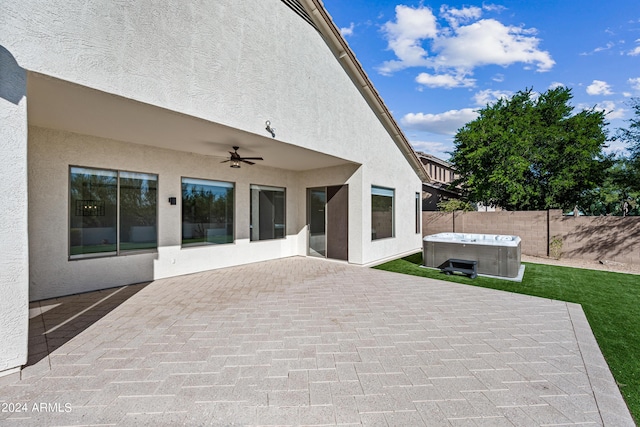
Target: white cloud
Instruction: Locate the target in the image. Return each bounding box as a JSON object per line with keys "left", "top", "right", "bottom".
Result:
{"left": 549, "top": 81, "right": 565, "bottom": 89}
{"left": 595, "top": 42, "right": 615, "bottom": 52}
{"left": 401, "top": 108, "right": 479, "bottom": 135}
{"left": 340, "top": 22, "right": 355, "bottom": 37}
{"left": 378, "top": 5, "right": 437, "bottom": 74}
{"left": 410, "top": 140, "right": 452, "bottom": 160}
{"left": 378, "top": 5, "right": 554, "bottom": 77}
{"left": 586, "top": 80, "right": 613, "bottom": 95}
{"left": 415, "top": 72, "right": 475, "bottom": 88}
{"left": 429, "top": 19, "right": 554, "bottom": 72}
{"left": 473, "top": 89, "right": 513, "bottom": 106}
{"left": 629, "top": 46, "right": 640, "bottom": 56}
{"left": 580, "top": 41, "right": 617, "bottom": 56}
{"left": 629, "top": 77, "right": 640, "bottom": 91}
{"left": 440, "top": 5, "right": 482, "bottom": 28}
{"left": 482, "top": 4, "right": 507, "bottom": 13}
{"left": 576, "top": 101, "right": 625, "bottom": 120}
{"left": 598, "top": 101, "right": 625, "bottom": 119}
{"left": 492, "top": 73, "right": 505, "bottom": 82}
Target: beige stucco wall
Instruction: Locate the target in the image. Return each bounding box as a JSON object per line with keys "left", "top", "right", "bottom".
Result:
{"left": 29, "top": 126, "right": 331, "bottom": 301}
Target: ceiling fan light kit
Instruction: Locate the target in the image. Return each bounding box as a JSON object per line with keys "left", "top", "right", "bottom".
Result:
{"left": 221, "top": 146, "right": 264, "bottom": 169}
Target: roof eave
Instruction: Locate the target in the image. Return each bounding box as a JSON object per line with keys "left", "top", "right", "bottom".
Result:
{"left": 300, "top": 0, "right": 431, "bottom": 183}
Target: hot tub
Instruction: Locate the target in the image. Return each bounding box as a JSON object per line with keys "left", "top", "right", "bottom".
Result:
{"left": 423, "top": 233, "right": 521, "bottom": 278}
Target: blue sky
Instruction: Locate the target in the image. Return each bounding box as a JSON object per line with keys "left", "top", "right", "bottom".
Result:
{"left": 321, "top": 1, "right": 640, "bottom": 160}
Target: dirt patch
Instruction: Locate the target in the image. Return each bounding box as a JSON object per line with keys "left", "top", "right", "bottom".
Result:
{"left": 522, "top": 254, "right": 640, "bottom": 275}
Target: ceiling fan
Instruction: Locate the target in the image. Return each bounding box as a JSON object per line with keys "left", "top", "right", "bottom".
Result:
{"left": 221, "top": 146, "right": 264, "bottom": 168}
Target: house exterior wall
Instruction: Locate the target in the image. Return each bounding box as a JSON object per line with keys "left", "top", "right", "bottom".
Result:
{"left": 5, "top": 0, "right": 423, "bottom": 305}
{"left": 0, "top": 49, "right": 29, "bottom": 373}
{"left": 417, "top": 153, "right": 461, "bottom": 211}
{"left": 1, "top": 0, "right": 402, "bottom": 165}
{"left": 30, "top": 127, "right": 356, "bottom": 301}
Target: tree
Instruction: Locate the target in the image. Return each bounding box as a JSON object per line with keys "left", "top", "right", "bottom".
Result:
{"left": 578, "top": 157, "right": 640, "bottom": 216}
{"left": 616, "top": 97, "right": 640, "bottom": 193}
{"left": 450, "top": 87, "right": 611, "bottom": 211}
{"left": 436, "top": 198, "right": 475, "bottom": 212}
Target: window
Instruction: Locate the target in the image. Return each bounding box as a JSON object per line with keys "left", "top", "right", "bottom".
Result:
{"left": 69, "top": 167, "right": 157, "bottom": 258}
{"left": 182, "top": 178, "right": 234, "bottom": 246}
{"left": 415, "top": 192, "right": 421, "bottom": 234}
{"left": 371, "top": 186, "right": 394, "bottom": 240}
{"left": 250, "top": 184, "right": 286, "bottom": 241}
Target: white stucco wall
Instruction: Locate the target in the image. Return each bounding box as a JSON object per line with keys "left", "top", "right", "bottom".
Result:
{"left": 0, "top": 0, "right": 416, "bottom": 166}
{"left": 0, "top": 49, "right": 29, "bottom": 373}
{"left": 7, "top": 0, "right": 424, "bottom": 301}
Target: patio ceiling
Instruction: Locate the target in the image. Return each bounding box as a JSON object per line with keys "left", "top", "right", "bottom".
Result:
{"left": 26, "top": 72, "right": 356, "bottom": 172}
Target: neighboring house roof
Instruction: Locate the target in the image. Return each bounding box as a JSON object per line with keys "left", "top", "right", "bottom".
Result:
{"left": 416, "top": 151, "right": 455, "bottom": 170}
{"left": 416, "top": 151, "right": 461, "bottom": 196}
{"left": 300, "top": 0, "right": 430, "bottom": 183}
{"left": 423, "top": 181, "right": 461, "bottom": 197}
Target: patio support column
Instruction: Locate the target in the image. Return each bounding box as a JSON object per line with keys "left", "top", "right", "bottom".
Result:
{"left": 0, "top": 46, "right": 29, "bottom": 375}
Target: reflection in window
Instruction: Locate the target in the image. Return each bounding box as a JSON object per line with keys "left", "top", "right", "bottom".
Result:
{"left": 70, "top": 168, "right": 117, "bottom": 256}
{"left": 371, "top": 186, "right": 394, "bottom": 240}
{"left": 182, "top": 178, "right": 234, "bottom": 246}
{"left": 250, "top": 185, "right": 286, "bottom": 241}
{"left": 69, "top": 167, "right": 157, "bottom": 258}
{"left": 120, "top": 172, "right": 158, "bottom": 252}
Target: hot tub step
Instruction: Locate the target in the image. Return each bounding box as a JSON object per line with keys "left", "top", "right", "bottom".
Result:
{"left": 441, "top": 258, "right": 478, "bottom": 279}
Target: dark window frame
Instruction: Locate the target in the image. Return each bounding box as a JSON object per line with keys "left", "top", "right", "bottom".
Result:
{"left": 250, "top": 184, "right": 287, "bottom": 242}
{"left": 69, "top": 166, "right": 158, "bottom": 260}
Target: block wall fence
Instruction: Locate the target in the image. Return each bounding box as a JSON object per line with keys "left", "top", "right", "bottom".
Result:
{"left": 423, "top": 210, "right": 640, "bottom": 265}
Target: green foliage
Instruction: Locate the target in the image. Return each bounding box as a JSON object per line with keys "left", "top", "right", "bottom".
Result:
{"left": 617, "top": 97, "right": 640, "bottom": 165}
{"left": 451, "top": 87, "right": 611, "bottom": 211}
{"left": 612, "top": 98, "right": 640, "bottom": 212}
{"left": 578, "top": 157, "right": 640, "bottom": 216}
{"left": 436, "top": 198, "right": 475, "bottom": 212}
{"left": 375, "top": 253, "right": 640, "bottom": 423}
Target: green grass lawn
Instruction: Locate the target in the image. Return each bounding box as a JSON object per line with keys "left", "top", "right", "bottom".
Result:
{"left": 374, "top": 252, "right": 640, "bottom": 423}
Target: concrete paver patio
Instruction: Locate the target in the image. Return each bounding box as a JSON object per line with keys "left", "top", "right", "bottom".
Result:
{"left": 0, "top": 257, "right": 634, "bottom": 426}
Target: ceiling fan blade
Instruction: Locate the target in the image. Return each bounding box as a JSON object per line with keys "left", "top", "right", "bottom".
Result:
{"left": 239, "top": 157, "right": 264, "bottom": 160}
{"left": 241, "top": 160, "right": 256, "bottom": 165}
{"left": 220, "top": 159, "right": 231, "bottom": 163}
